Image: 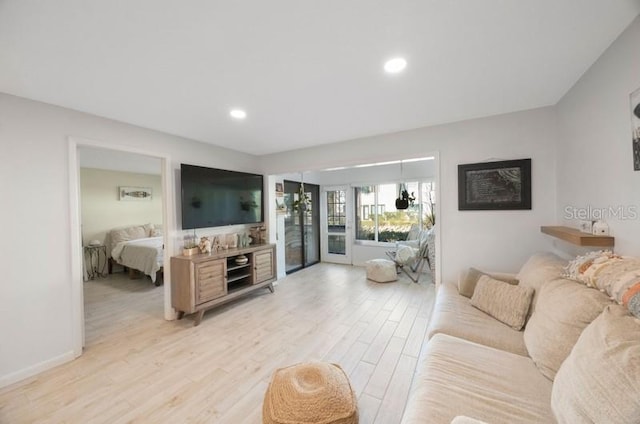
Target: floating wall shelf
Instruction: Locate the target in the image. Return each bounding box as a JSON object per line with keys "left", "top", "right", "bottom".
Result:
{"left": 540, "top": 226, "right": 614, "bottom": 247}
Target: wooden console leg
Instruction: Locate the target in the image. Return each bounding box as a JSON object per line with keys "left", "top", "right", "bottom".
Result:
{"left": 267, "top": 283, "right": 275, "bottom": 293}
{"left": 177, "top": 311, "right": 184, "bottom": 320}
{"left": 194, "top": 310, "right": 205, "bottom": 326}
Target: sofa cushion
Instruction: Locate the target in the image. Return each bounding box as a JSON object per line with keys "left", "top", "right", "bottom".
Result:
{"left": 551, "top": 305, "right": 640, "bottom": 424}
{"left": 458, "top": 267, "right": 518, "bottom": 298}
{"left": 471, "top": 275, "right": 533, "bottom": 330}
{"left": 427, "top": 281, "right": 528, "bottom": 356}
{"left": 524, "top": 278, "right": 612, "bottom": 381}
{"left": 516, "top": 252, "right": 566, "bottom": 318}
{"left": 401, "top": 334, "right": 554, "bottom": 424}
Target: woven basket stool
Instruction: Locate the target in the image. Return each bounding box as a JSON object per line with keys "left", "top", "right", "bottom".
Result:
{"left": 263, "top": 362, "right": 358, "bottom": 424}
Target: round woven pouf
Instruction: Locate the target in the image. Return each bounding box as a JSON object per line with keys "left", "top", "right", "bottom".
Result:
{"left": 263, "top": 362, "right": 358, "bottom": 424}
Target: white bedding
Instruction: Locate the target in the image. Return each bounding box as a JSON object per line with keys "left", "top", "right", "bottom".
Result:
{"left": 111, "top": 236, "right": 163, "bottom": 282}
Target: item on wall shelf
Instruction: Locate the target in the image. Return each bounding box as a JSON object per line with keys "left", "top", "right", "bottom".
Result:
{"left": 578, "top": 220, "right": 594, "bottom": 234}
{"left": 630, "top": 87, "right": 640, "bottom": 170}
{"left": 119, "top": 186, "right": 152, "bottom": 201}
{"left": 592, "top": 220, "right": 610, "bottom": 236}
{"left": 198, "top": 237, "right": 212, "bottom": 254}
{"left": 458, "top": 159, "right": 532, "bottom": 210}
{"left": 275, "top": 182, "right": 284, "bottom": 194}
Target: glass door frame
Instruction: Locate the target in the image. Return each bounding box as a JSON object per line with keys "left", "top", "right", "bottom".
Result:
{"left": 320, "top": 185, "right": 353, "bottom": 265}
{"left": 284, "top": 180, "right": 320, "bottom": 274}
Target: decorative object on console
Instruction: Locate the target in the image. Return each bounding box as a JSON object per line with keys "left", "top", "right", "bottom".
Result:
{"left": 225, "top": 233, "right": 238, "bottom": 249}
{"left": 235, "top": 255, "right": 248, "bottom": 265}
{"left": 458, "top": 159, "right": 531, "bottom": 210}
{"left": 251, "top": 226, "right": 266, "bottom": 244}
{"left": 630, "top": 86, "right": 640, "bottom": 170}
{"left": 198, "top": 237, "right": 212, "bottom": 254}
{"left": 592, "top": 220, "right": 610, "bottom": 236}
{"left": 238, "top": 233, "right": 250, "bottom": 248}
{"left": 119, "top": 186, "right": 152, "bottom": 201}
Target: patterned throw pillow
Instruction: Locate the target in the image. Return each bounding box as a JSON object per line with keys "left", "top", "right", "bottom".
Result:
{"left": 564, "top": 251, "right": 640, "bottom": 318}
{"left": 562, "top": 250, "right": 619, "bottom": 286}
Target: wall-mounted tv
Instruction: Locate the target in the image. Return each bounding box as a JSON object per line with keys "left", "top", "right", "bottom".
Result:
{"left": 181, "top": 164, "right": 264, "bottom": 229}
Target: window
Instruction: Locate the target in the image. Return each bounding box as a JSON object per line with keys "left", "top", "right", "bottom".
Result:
{"left": 327, "top": 190, "right": 346, "bottom": 232}
{"left": 355, "top": 181, "right": 435, "bottom": 243}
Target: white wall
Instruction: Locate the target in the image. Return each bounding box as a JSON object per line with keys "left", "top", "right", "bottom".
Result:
{"left": 556, "top": 16, "right": 640, "bottom": 256}
{"left": 261, "top": 107, "right": 559, "bottom": 283}
{"left": 80, "top": 168, "right": 163, "bottom": 245}
{"left": 0, "top": 93, "right": 259, "bottom": 387}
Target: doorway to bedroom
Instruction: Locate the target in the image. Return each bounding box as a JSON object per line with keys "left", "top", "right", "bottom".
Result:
{"left": 77, "top": 146, "right": 167, "bottom": 348}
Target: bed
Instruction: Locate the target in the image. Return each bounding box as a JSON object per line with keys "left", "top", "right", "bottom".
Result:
{"left": 106, "top": 224, "right": 164, "bottom": 286}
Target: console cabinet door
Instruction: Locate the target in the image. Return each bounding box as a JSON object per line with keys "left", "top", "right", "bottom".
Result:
{"left": 195, "top": 259, "right": 227, "bottom": 304}
{"left": 254, "top": 248, "right": 274, "bottom": 284}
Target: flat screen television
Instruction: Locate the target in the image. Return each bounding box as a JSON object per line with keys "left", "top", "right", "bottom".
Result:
{"left": 181, "top": 164, "right": 264, "bottom": 229}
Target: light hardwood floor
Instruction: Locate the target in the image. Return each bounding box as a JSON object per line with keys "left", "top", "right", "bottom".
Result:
{"left": 0, "top": 263, "right": 435, "bottom": 424}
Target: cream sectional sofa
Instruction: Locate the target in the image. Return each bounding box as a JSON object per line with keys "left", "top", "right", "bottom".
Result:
{"left": 401, "top": 252, "right": 640, "bottom": 424}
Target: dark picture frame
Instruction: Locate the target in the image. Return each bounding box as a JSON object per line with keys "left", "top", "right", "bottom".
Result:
{"left": 458, "top": 159, "right": 531, "bottom": 210}
{"left": 631, "top": 87, "right": 640, "bottom": 170}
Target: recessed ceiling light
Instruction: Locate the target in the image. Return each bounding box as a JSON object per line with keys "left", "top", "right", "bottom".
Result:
{"left": 229, "top": 109, "right": 247, "bottom": 119}
{"left": 384, "top": 57, "right": 407, "bottom": 74}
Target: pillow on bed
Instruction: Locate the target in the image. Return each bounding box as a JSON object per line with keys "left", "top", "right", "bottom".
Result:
{"left": 126, "top": 225, "right": 147, "bottom": 240}
{"left": 110, "top": 225, "right": 147, "bottom": 245}
{"left": 144, "top": 223, "right": 155, "bottom": 236}
{"left": 110, "top": 228, "right": 131, "bottom": 245}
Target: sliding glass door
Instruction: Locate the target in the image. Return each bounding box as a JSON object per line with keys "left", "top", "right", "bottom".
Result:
{"left": 284, "top": 180, "right": 320, "bottom": 274}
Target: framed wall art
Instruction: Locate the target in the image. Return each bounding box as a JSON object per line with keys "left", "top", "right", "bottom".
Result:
{"left": 458, "top": 159, "right": 531, "bottom": 210}
{"left": 119, "top": 186, "right": 152, "bottom": 201}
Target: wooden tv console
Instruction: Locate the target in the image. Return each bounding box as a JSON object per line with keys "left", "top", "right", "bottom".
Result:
{"left": 171, "top": 243, "right": 276, "bottom": 326}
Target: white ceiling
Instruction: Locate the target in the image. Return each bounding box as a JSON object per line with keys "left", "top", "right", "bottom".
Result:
{"left": 2, "top": 1, "right": 639, "bottom": 155}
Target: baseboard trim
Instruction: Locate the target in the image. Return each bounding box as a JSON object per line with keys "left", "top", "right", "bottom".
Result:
{"left": 0, "top": 350, "right": 76, "bottom": 389}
